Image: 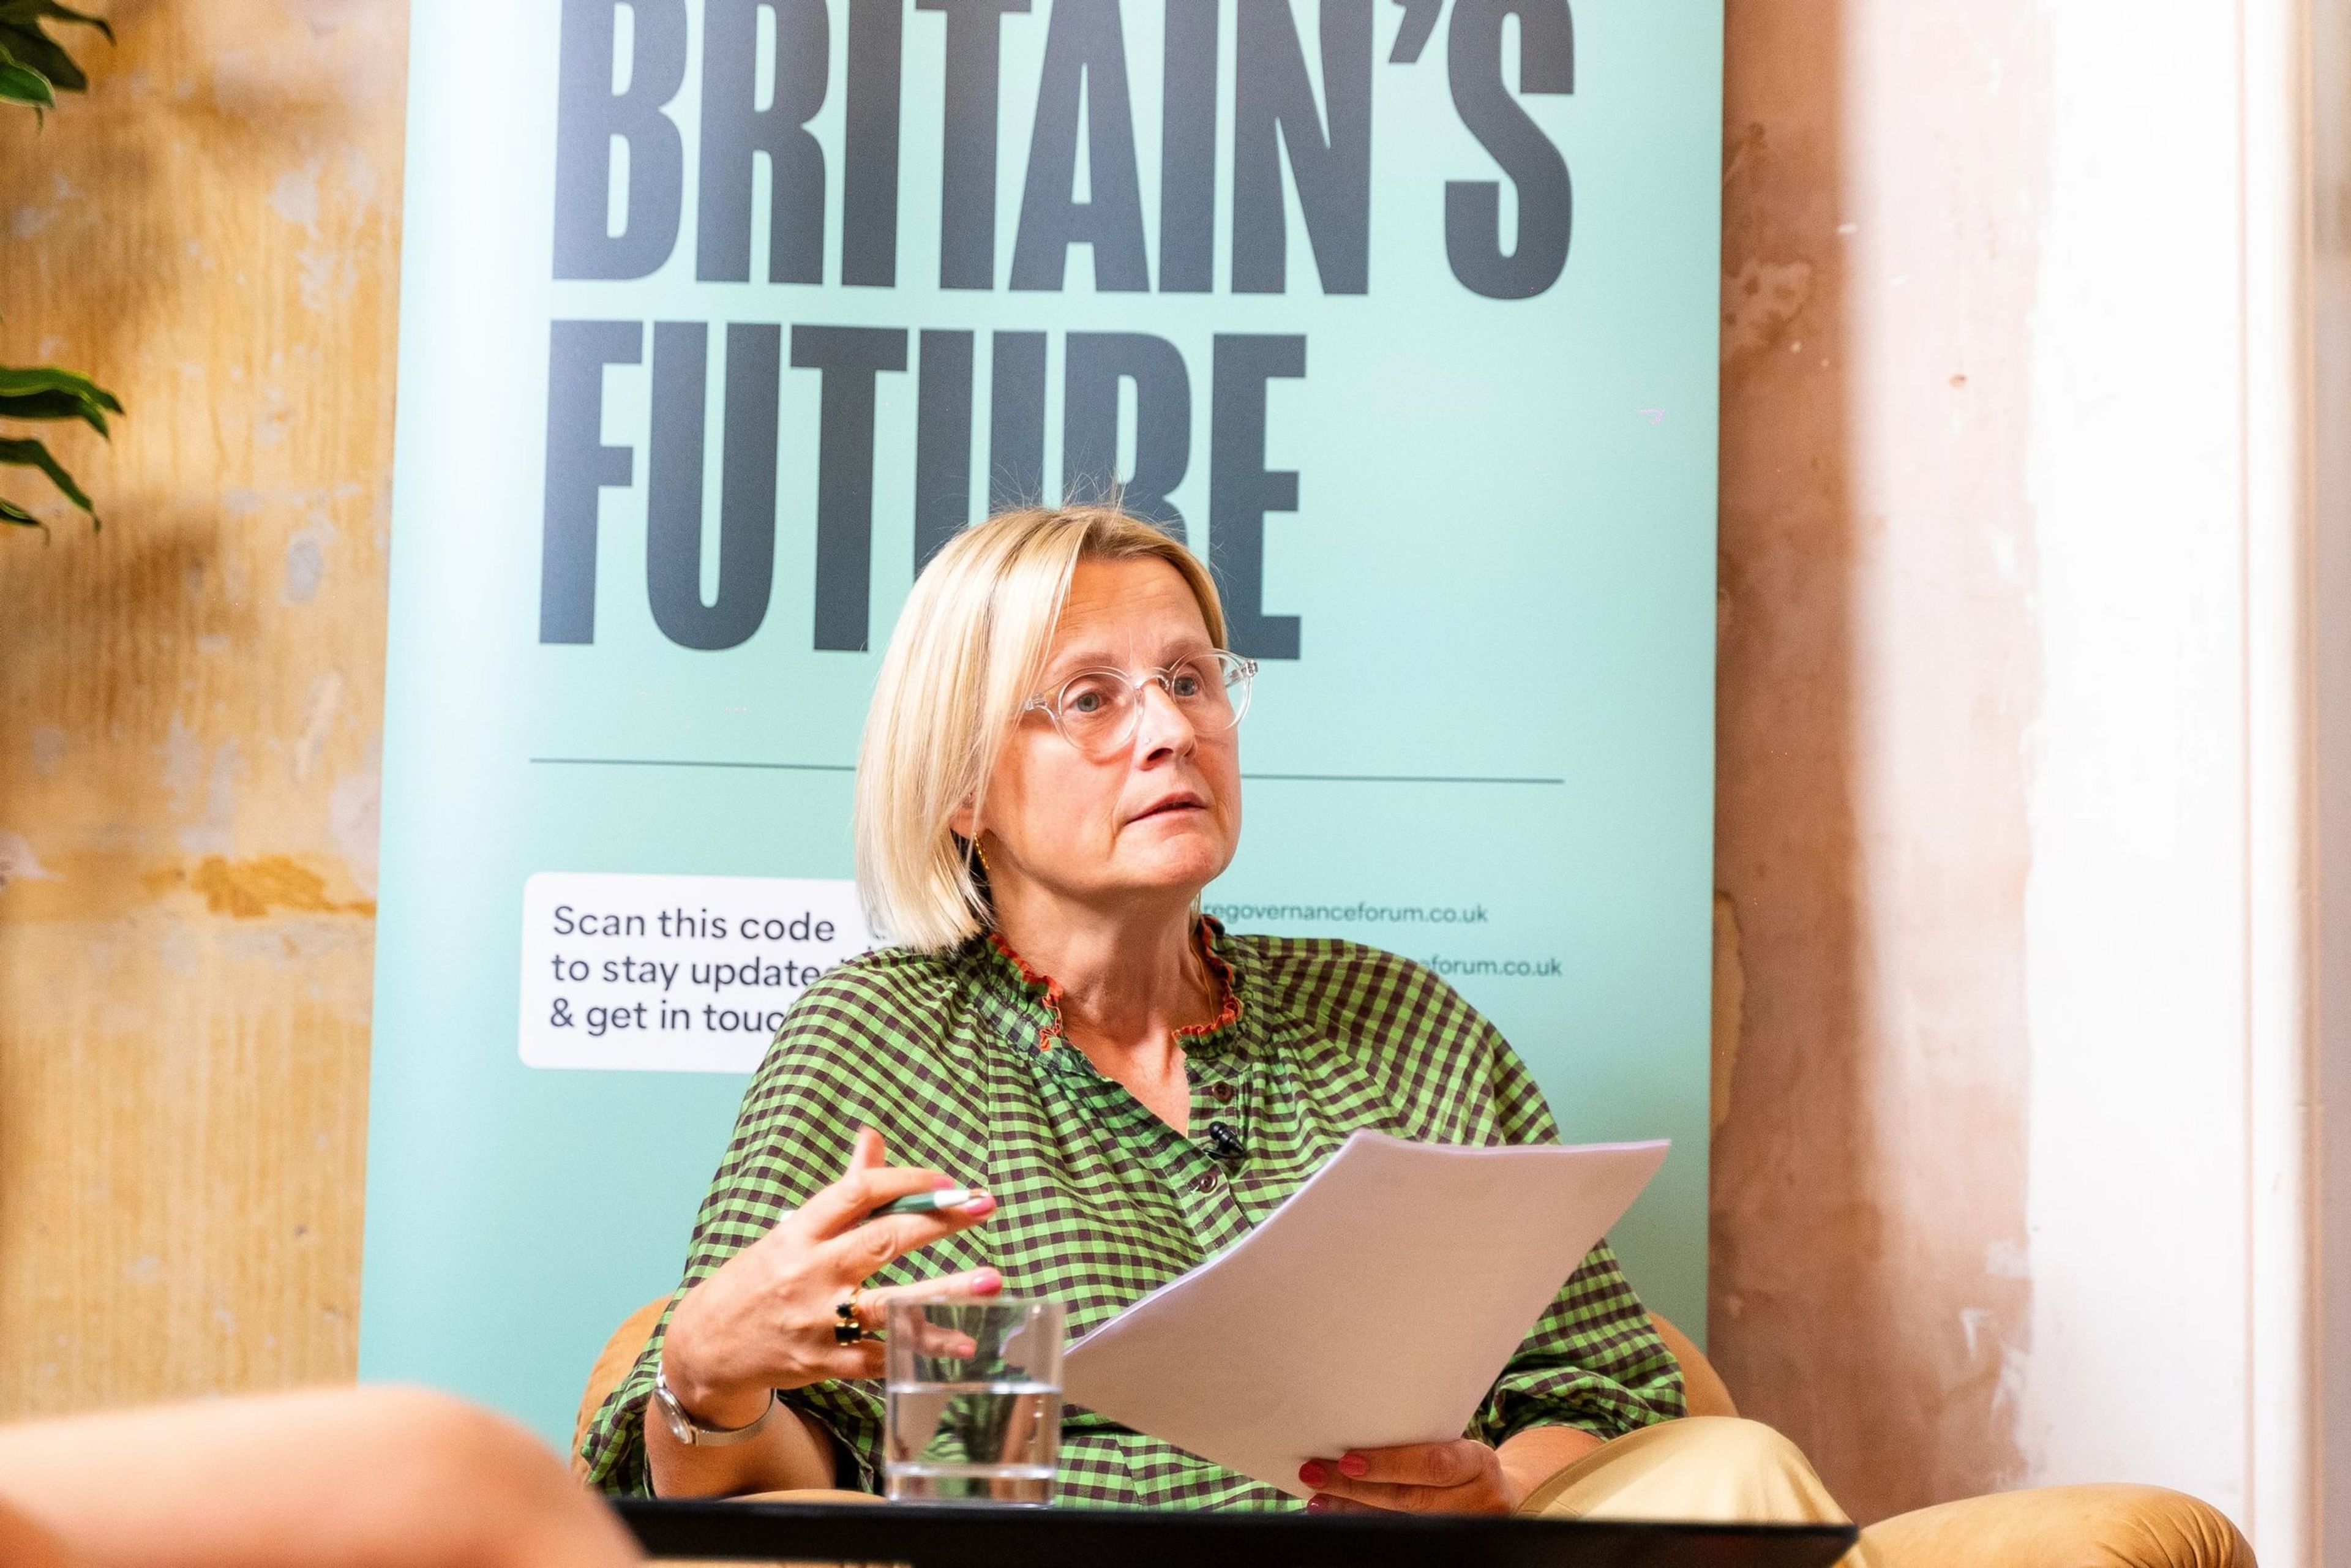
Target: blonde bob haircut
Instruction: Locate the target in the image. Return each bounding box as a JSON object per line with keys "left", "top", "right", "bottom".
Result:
{"left": 854, "top": 505, "right": 1230, "bottom": 952}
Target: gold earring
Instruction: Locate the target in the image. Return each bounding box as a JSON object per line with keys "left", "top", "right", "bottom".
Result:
{"left": 975, "top": 840, "right": 992, "bottom": 874}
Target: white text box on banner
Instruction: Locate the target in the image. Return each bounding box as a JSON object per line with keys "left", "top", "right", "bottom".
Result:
{"left": 518, "top": 872, "right": 877, "bottom": 1071}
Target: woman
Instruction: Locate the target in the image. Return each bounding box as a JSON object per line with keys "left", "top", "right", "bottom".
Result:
{"left": 580, "top": 506, "right": 1853, "bottom": 1528}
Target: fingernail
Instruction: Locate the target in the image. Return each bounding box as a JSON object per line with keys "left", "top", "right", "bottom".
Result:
{"left": 1338, "top": 1454, "right": 1368, "bottom": 1479}
{"left": 972, "top": 1269, "right": 1003, "bottom": 1292}
{"left": 931, "top": 1175, "right": 957, "bottom": 1190}
{"left": 1298, "top": 1461, "right": 1327, "bottom": 1487}
{"left": 1306, "top": 1495, "right": 1332, "bottom": 1514}
{"left": 961, "top": 1193, "right": 997, "bottom": 1216}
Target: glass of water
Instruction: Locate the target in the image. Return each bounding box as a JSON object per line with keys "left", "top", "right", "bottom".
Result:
{"left": 883, "top": 1297, "right": 1064, "bottom": 1504}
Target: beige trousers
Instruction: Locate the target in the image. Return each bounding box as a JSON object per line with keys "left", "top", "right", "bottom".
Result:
{"left": 1520, "top": 1416, "right": 1872, "bottom": 1567}
{"left": 1521, "top": 1417, "right": 2260, "bottom": 1568}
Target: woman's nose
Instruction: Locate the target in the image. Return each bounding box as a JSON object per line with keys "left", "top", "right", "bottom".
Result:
{"left": 1131, "top": 679, "right": 1197, "bottom": 759}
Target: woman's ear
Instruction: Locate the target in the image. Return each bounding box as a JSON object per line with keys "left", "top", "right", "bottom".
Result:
{"left": 948, "top": 800, "right": 979, "bottom": 841}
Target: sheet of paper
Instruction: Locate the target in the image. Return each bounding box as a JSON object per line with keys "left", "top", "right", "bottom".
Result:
{"left": 1060, "top": 1132, "right": 1670, "bottom": 1498}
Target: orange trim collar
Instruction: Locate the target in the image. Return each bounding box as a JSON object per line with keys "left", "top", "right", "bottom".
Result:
{"left": 986, "top": 927, "right": 1240, "bottom": 1052}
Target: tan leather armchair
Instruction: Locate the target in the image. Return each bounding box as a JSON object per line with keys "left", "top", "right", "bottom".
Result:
{"left": 578, "top": 1299, "right": 2253, "bottom": 1566}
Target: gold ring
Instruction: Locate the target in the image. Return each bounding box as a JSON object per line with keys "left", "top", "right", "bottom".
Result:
{"left": 833, "top": 1288, "right": 867, "bottom": 1346}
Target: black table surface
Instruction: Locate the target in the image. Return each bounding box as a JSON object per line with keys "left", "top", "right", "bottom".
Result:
{"left": 617, "top": 1498, "right": 1858, "bottom": 1567}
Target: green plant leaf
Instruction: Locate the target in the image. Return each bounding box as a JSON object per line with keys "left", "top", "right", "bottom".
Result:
{"left": 0, "top": 364, "right": 124, "bottom": 410}
{"left": 0, "top": 22, "right": 82, "bottom": 91}
{"left": 0, "top": 2, "right": 116, "bottom": 530}
{"left": 0, "top": 435, "right": 94, "bottom": 514}
{"left": 0, "top": 389, "right": 105, "bottom": 429}
{"left": 0, "top": 48, "right": 54, "bottom": 111}
{"left": 0, "top": 1, "right": 111, "bottom": 45}
{"left": 0, "top": 365, "right": 123, "bottom": 433}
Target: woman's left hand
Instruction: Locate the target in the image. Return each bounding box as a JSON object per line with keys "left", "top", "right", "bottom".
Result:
{"left": 1297, "top": 1440, "right": 1520, "bottom": 1515}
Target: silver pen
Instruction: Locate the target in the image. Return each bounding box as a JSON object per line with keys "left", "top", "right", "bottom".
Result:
{"left": 865, "top": 1186, "right": 983, "bottom": 1220}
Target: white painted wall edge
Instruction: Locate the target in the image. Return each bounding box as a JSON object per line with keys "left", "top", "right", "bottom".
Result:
{"left": 2244, "top": 0, "right": 2321, "bottom": 1562}
{"left": 2300, "top": 0, "right": 2351, "bottom": 1555}
{"left": 2022, "top": 0, "right": 2329, "bottom": 1550}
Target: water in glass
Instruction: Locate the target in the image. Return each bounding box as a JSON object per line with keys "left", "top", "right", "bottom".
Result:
{"left": 884, "top": 1298, "right": 1065, "bottom": 1504}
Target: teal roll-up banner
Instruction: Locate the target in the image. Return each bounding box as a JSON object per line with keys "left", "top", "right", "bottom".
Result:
{"left": 363, "top": 0, "right": 1722, "bottom": 1447}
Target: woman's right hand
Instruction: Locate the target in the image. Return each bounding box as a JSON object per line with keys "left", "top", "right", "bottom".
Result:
{"left": 656, "top": 1127, "right": 1001, "bottom": 1430}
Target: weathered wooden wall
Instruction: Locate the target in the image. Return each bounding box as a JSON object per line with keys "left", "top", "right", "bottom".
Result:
{"left": 0, "top": 0, "right": 404, "bottom": 1414}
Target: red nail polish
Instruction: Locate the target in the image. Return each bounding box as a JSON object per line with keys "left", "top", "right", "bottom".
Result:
{"left": 1338, "top": 1454, "right": 1368, "bottom": 1479}
{"left": 973, "top": 1269, "right": 1003, "bottom": 1292}
{"left": 1306, "top": 1495, "right": 1332, "bottom": 1514}
{"left": 1298, "top": 1461, "right": 1327, "bottom": 1487}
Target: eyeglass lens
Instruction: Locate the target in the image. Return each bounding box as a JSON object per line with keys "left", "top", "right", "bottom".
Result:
{"left": 1054, "top": 654, "right": 1250, "bottom": 755}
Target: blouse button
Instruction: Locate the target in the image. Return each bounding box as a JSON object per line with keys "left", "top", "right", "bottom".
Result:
{"left": 1210, "top": 1082, "right": 1235, "bottom": 1105}
{"left": 1191, "top": 1169, "right": 1221, "bottom": 1194}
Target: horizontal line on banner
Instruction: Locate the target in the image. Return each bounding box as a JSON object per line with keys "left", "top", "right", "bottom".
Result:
{"left": 1244, "top": 773, "right": 1567, "bottom": 786}
{"left": 532, "top": 757, "right": 1563, "bottom": 787}
{"left": 530, "top": 757, "right": 856, "bottom": 773}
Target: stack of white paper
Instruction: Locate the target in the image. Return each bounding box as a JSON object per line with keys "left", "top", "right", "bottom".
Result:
{"left": 1061, "top": 1131, "right": 1670, "bottom": 1497}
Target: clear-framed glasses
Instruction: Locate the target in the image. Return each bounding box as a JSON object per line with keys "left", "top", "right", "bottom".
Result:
{"left": 1021, "top": 650, "right": 1258, "bottom": 760}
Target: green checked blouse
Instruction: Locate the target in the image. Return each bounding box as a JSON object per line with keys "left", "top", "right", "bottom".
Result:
{"left": 579, "top": 920, "right": 1685, "bottom": 1506}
